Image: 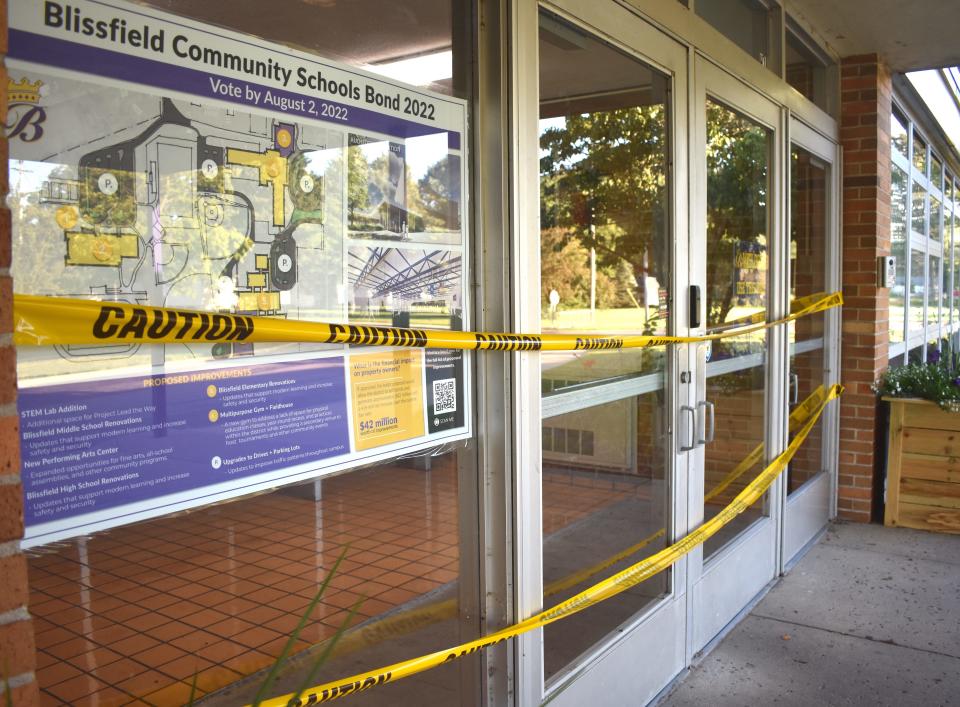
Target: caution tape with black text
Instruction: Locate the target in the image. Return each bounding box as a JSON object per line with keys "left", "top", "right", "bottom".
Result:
{"left": 9, "top": 291, "right": 843, "bottom": 705}
{"left": 12, "top": 290, "right": 841, "bottom": 350}
{"left": 255, "top": 383, "right": 842, "bottom": 706}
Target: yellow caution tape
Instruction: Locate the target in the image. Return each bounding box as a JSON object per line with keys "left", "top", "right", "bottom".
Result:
{"left": 722, "top": 291, "right": 831, "bottom": 328}
{"left": 256, "top": 383, "right": 842, "bottom": 706}
{"left": 9, "top": 290, "right": 840, "bottom": 703}
{"left": 272, "top": 382, "right": 829, "bottom": 673}
{"left": 547, "top": 382, "right": 830, "bottom": 600}
{"left": 704, "top": 383, "right": 832, "bottom": 504}
{"left": 11, "top": 291, "right": 841, "bottom": 350}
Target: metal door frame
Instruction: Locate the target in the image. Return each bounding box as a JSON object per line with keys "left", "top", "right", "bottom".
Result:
{"left": 780, "top": 117, "right": 842, "bottom": 568}
{"left": 687, "top": 54, "right": 786, "bottom": 657}
{"left": 513, "top": 1, "right": 691, "bottom": 704}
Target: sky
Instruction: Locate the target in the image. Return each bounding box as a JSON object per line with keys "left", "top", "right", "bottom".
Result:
{"left": 907, "top": 68, "right": 960, "bottom": 158}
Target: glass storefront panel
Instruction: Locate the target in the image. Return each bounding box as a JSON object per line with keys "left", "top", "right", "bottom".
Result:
{"left": 910, "top": 249, "right": 926, "bottom": 338}
{"left": 929, "top": 255, "right": 942, "bottom": 328}
{"left": 13, "top": 1, "right": 480, "bottom": 705}
{"left": 913, "top": 135, "right": 927, "bottom": 175}
{"left": 944, "top": 218, "right": 953, "bottom": 330}
{"left": 891, "top": 166, "right": 908, "bottom": 344}
{"left": 696, "top": 0, "right": 774, "bottom": 68}
{"left": 932, "top": 156, "right": 943, "bottom": 190}
{"left": 30, "top": 455, "right": 472, "bottom": 706}
{"left": 913, "top": 181, "right": 927, "bottom": 235}
{"left": 538, "top": 11, "right": 671, "bottom": 681}
{"left": 891, "top": 111, "right": 908, "bottom": 159}
{"left": 931, "top": 195, "right": 943, "bottom": 242}
{"left": 702, "top": 99, "right": 770, "bottom": 559}
{"left": 785, "top": 23, "right": 830, "bottom": 112}
{"left": 954, "top": 208, "right": 960, "bottom": 327}
{"left": 787, "top": 145, "right": 827, "bottom": 494}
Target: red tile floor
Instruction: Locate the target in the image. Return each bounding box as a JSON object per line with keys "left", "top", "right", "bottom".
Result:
{"left": 28, "top": 458, "right": 634, "bottom": 706}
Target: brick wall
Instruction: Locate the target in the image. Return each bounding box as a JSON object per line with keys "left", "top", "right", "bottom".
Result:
{"left": 0, "top": 0, "right": 39, "bottom": 702}
{"left": 838, "top": 54, "right": 893, "bottom": 522}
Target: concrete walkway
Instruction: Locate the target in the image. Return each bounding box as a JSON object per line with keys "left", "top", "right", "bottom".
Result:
{"left": 660, "top": 522, "right": 960, "bottom": 707}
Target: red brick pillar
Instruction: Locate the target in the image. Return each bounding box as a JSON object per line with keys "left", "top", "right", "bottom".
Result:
{"left": 837, "top": 54, "right": 892, "bottom": 522}
{"left": 0, "top": 1, "right": 40, "bottom": 702}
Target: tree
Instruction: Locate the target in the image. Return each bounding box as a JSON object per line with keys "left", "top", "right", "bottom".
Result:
{"left": 416, "top": 156, "right": 460, "bottom": 231}
{"left": 539, "top": 101, "right": 771, "bottom": 329}
{"left": 539, "top": 105, "right": 668, "bottom": 315}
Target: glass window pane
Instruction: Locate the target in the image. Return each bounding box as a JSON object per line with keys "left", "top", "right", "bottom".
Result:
{"left": 703, "top": 99, "right": 769, "bottom": 558}
{"left": 954, "top": 211, "right": 960, "bottom": 327}
{"left": 929, "top": 255, "right": 941, "bottom": 328}
{"left": 891, "top": 111, "right": 908, "bottom": 159}
{"left": 943, "top": 231, "right": 952, "bottom": 328}
{"left": 931, "top": 195, "right": 943, "bottom": 241}
{"left": 788, "top": 145, "right": 827, "bottom": 494}
{"left": 910, "top": 249, "right": 926, "bottom": 338}
{"left": 913, "top": 181, "right": 927, "bottom": 234}
{"left": 913, "top": 134, "right": 928, "bottom": 175}
{"left": 890, "top": 166, "right": 908, "bottom": 344}
{"left": 932, "top": 156, "right": 943, "bottom": 190}
{"left": 696, "top": 0, "right": 773, "bottom": 67}
{"left": 14, "top": 1, "right": 478, "bottom": 704}
{"left": 785, "top": 26, "right": 831, "bottom": 111}
{"left": 538, "top": 12, "right": 671, "bottom": 682}
{"left": 908, "top": 344, "right": 924, "bottom": 364}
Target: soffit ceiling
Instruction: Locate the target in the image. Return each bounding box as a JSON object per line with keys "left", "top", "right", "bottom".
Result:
{"left": 788, "top": 0, "right": 960, "bottom": 72}
{"left": 139, "top": 0, "right": 453, "bottom": 65}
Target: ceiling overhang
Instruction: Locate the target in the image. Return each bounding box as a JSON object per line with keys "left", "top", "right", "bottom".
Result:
{"left": 787, "top": 0, "right": 960, "bottom": 72}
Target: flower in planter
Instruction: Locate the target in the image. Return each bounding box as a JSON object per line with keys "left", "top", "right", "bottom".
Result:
{"left": 874, "top": 341, "right": 960, "bottom": 411}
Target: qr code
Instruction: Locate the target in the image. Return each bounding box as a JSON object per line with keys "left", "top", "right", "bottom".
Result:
{"left": 432, "top": 378, "right": 457, "bottom": 415}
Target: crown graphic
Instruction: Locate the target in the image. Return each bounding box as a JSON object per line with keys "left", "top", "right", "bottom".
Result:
{"left": 8, "top": 78, "right": 43, "bottom": 104}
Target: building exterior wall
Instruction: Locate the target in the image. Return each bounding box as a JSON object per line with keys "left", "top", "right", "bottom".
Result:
{"left": 2, "top": 1, "right": 941, "bottom": 704}
{"left": 838, "top": 53, "right": 893, "bottom": 522}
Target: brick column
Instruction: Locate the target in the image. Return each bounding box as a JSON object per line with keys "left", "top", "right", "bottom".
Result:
{"left": 0, "top": 1, "right": 40, "bottom": 703}
{"left": 837, "top": 54, "right": 893, "bottom": 522}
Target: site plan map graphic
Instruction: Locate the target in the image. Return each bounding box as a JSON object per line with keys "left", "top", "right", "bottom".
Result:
{"left": 12, "top": 72, "right": 462, "bottom": 377}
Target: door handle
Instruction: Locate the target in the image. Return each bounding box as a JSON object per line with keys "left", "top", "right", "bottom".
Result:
{"left": 697, "top": 400, "right": 715, "bottom": 445}
{"left": 789, "top": 372, "right": 799, "bottom": 406}
{"left": 680, "top": 405, "right": 697, "bottom": 452}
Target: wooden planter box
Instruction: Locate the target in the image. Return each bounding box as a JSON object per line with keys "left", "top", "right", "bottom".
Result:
{"left": 884, "top": 397, "right": 960, "bottom": 534}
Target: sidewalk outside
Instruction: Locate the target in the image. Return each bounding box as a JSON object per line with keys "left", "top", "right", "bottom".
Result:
{"left": 660, "top": 522, "right": 960, "bottom": 706}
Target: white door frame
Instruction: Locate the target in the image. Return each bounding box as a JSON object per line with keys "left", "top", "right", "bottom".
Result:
{"left": 687, "top": 54, "right": 786, "bottom": 657}
{"left": 780, "top": 117, "right": 842, "bottom": 568}
{"left": 514, "top": 1, "right": 692, "bottom": 704}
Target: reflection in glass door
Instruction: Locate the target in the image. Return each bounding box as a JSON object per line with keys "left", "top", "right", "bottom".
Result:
{"left": 783, "top": 124, "right": 839, "bottom": 564}
{"left": 689, "top": 57, "right": 781, "bottom": 654}
{"left": 787, "top": 145, "right": 828, "bottom": 496}
{"left": 536, "top": 7, "right": 678, "bottom": 693}
{"left": 701, "top": 99, "right": 771, "bottom": 560}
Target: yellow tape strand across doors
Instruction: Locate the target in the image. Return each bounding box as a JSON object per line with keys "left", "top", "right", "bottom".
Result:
{"left": 248, "top": 382, "right": 831, "bottom": 681}
{"left": 10, "top": 291, "right": 842, "bottom": 702}
{"left": 12, "top": 290, "right": 841, "bottom": 350}
{"left": 256, "top": 383, "right": 843, "bottom": 706}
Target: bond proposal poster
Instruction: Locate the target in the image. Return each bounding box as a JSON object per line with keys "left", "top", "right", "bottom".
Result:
{"left": 7, "top": 0, "right": 470, "bottom": 545}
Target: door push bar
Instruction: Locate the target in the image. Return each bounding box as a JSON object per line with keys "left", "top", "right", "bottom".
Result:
{"left": 680, "top": 401, "right": 715, "bottom": 452}
{"left": 696, "top": 400, "right": 715, "bottom": 446}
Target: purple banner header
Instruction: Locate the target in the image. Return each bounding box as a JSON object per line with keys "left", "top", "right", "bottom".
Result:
{"left": 9, "top": 29, "right": 461, "bottom": 150}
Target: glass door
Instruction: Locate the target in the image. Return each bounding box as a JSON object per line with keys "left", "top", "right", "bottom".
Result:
{"left": 688, "top": 56, "right": 783, "bottom": 653}
{"left": 530, "top": 2, "right": 689, "bottom": 704}
{"left": 782, "top": 119, "right": 840, "bottom": 564}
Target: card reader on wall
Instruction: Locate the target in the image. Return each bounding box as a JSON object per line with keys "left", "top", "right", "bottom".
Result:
{"left": 878, "top": 255, "right": 896, "bottom": 288}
